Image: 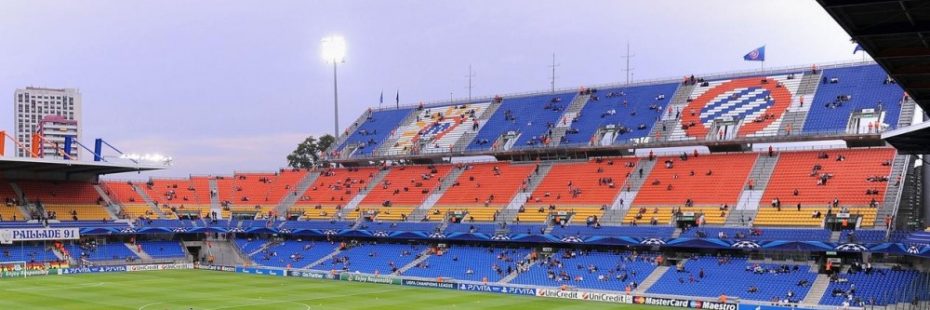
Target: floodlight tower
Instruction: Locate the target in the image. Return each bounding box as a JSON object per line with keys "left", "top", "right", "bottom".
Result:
{"left": 322, "top": 35, "right": 346, "bottom": 139}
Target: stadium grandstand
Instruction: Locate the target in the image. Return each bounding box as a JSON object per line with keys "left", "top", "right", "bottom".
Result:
{"left": 3, "top": 1, "right": 930, "bottom": 309}
{"left": 1, "top": 59, "right": 928, "bottom": 310}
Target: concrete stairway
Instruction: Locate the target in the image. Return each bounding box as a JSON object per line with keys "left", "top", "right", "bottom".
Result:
{"left": 451, "top": 99, "right": 504, "bottom": 153}
{"left": 337, "top": 169, "right": 391, "bottom": 218}
{"left": 778, "top": 71, "right": 822, "bottom": 136}
{"left": 876, "top": 155, "right": 911, "bottom": 227}
{"left": 801, "top": 274, "right": 831, "bottom": 305}
{"left": 275, "top": 171, "right": 321, "bottom": 217}
{"left": 94, "top": 184, "right": 116, "bottom": 206}
{"left": 125, "top": 243, "right": 154, "bottom": 260}
{"left": 636, "top": 265, "right": 671, "bottom": 293}
{"left": 408, "top": 167, "right": 466, "bottom": 222}
{"left": 549, "top": 94, "right": 590, "bottom": 146}
{"left": 498, "top": 252, "right": 537, "bottom": 284}
{"left": 897, "top": 99, "right": 917, "bottom": 128}
{"left": 394, "top": 248, "right": 433, "bottom": 275}
{"left": 51, "top": 246, "right": 70, "bottom": 263}
{"left": 498, "top": 163, "right": 553, "bottom": 224}
{"left": 305, "top": 247, "right": 343, "bottom": 269}
{"left": 248, "top": 240, "right": 278, "bottom": 257}
{"left": 203, "top": 239, "right": 252, "bottom": 266}
{"left": 9, "top": 182, "right": 40, "bottom": 218}
{"left": 131, "top": 184, "right": 167, "bottom": 218}
{"left": 724, "top": 154, "right": 779, "bottom": 226}
{"left": 830, "top": 231, "right": 841, "bottom": 242}
{"left": 329, "top": 110, "right": 372, "bottom": 155}
{"left": 650, "top": 83, "right": 695, "bottom": 142}
{"left": 373, "top": 109, "right": 419, "bottom": 156}
{"left": 602, "top": 159, "right": 656, "bottom": 225}
{"left": 93, "top": 184, "right": 122, "bottom": 219}
{"left": 207, "top": 178, "right": 221, "bottom": 217}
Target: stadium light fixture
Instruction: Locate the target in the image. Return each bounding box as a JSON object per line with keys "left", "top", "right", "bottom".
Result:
{"left": 322, "top": 35, "right": 346, "bottom": 140}
{"left": 119, "top": 153, "right": 173, "bottom": 165}
{"left": 321, "top": 35, "right": 346, "bottom": 63}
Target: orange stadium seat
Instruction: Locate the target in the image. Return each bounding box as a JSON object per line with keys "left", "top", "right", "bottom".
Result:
{"left": 516, "top": 158, "right": 637, "bottom": 222}
{"left": 296, "top": 167, "right": 380, "bottom": 208}
{"left": 18, "top": 181, "right": 111, "bottom": 221}
{"left": 628, "top": 152, "right": 757, "bottom": 225}
{"left": 634, "top": 153, "right": 757, "bottom": 207}
{"left": 360, "top": 164, "right": 453, "bottom": 208}
{"left": 429, "top": 162, "right": 536, "bottom": 222}
{"left": 102, "top": 181, "right": 146, "bottom": 205}
{"left": 761, "top": 148, "right": 896, "bottom": 208}
{"left": 528, "top": 158, "right": 637, "bottom": 207}
{"left": 754, "top": 148, "right": 895, "bottom": 227}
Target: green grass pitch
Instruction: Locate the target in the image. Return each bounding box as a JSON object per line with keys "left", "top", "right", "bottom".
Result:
{"left": 0, "top": 269, "right": 669, "bottom": 309}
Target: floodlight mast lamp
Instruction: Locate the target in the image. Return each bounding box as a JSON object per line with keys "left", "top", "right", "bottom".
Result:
{"left": 322, "top": 35, "right": 346, "bottom": 139}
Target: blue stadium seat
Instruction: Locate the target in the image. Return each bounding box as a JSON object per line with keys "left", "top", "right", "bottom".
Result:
{"left": 0, "top": 244, "right": 60, "bottom": 263}
{"left": 468, "top": 92, "right": 575, "bottom": 151}
{"left": 820, "top": 269, "right": 920, "bottom": 306}
{"left": 337, "top": 108, "right": 414, "bottom": 156}
{"left": 804, "top": 65, "right": 905, "bottom": 134}
{"left": 563, "top": 83, "right": 678, "bottom": 146}
{"left": 249, "top": 240, "right": 340, "bottom": 268}
{"left": 66, "top": 242, "right": 138, "bottom": 261}
{"left": 323, "top": 243, "right": 425, "bottom": 274}
{"left": 510, "top": 250, "right": 657, "bottom": 291}
{"left": 679, "top": 227, "right": 831, "bottom": 242}
{"left": 403, "top": 246, "right": 531, "bottom": 281}
{"left": 838, "top": 230, "right": 886, "bottom": 243}
{"left": 139, "top": 241, "right": 186, "bottom": 258}
{"left": 647, "top": 257, "right": 816, "bottom": 301}
{"left": 550, "top": 225, "right": 675, "bottom": 239}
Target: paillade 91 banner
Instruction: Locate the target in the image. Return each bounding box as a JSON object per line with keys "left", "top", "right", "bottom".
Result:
{"left": 0, "top": 227, "right": 80, "bottom": 244}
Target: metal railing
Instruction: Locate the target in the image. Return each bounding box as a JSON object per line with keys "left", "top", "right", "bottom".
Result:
{"left": 369, "top": 60, "right": 878, "bottom": 113}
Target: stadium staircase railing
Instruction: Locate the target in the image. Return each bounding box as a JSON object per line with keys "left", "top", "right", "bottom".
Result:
{"left": 877, "top": 154, "right": 911, "bottom": 228}
{"left": 725, "top": 152, "right": 780, "bottom": 226}
{"left": 372, "top": 109, "right": 419, "bottom": 157}
{"left": 776, "top": 70, "right": 821, "bottom": 136}
{"left": 130, "top": 183, "right": 167, "bottom": 219}
{"left": 275, "top": 171, "right": 320, "bottom": 218}
{"left": 407, "top": 166, "right": 466, "bottom": 222}
{"left": 498, "top": 162, "right": 553, "bottom": 224}
{"left": 548, "top": 94, "right": 591, "bottom": 147}
{"left": 636, "top": 265, "right": 671, "bottom": 293}
{"left": 498, "top": 251, "right": 539, "bottom": 284}
{"left": 450, "top": 98, "right": 503, "bottom": 153}
{"left": 336, "top": 168, "right": 391, "bottom": 219}
{"left": 207, "top": 178, "right": 221, "bottom": 218}
{"left": 125, "top": 243, "right": 153, "bottom": 260}
{"left": 603, "top": 158, "right": 655, "bottom": 225}
{"left": 394, "top": 248, "right": 433, "bottom": 275}
{"left": 800, "top": 274, "right": 832, "bottom": 305}
{"left": 648, "top": 83, "right": 694, "bottom": 143}
{"left": 303, "top": 246, "right": 343, "bottom": 269}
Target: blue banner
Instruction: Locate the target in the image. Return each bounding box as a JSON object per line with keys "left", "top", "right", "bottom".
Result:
{"left": 61, "top": 265, "right": 127, "bottom": 275}
{"left": 235, "top": 266, "right": 284, "bottom": 276}
{"left": 456, "top": 283, "right": 536, "bottom": 295}
{"left": 401, "top": 279, "right": 456, "bottom": 289}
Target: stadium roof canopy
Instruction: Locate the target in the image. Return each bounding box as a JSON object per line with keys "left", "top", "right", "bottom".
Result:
{"left": 818, "top": 0, "right": 930, "bottom": 152}
{"left": 0, "top": 157, "right": 164, "bottom": 181}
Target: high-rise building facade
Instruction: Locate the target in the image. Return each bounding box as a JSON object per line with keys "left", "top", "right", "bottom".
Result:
{"left": 13, "top": 87, "right": 82, "bottom": 159}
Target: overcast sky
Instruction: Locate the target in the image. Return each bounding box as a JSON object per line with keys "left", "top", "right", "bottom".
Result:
{"left": 0, "top": 0, "right": 864, "bottom": 179}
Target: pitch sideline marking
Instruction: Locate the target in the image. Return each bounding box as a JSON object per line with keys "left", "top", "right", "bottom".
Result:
{"left": 137, "top": 288, "right": 404, "bottom": 310}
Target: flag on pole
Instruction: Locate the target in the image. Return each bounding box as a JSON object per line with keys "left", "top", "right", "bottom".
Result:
{"left": 379, "top": 90, "right": 383, "bottom": 105}
{"left": 853, "top": 44, "right": 864, "bottom": 54}
{"left": 395, "top": 90, "right": 399, "bottom": 108}
{"left": 743, "top": 46, "right": 765, "bottom": 61}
